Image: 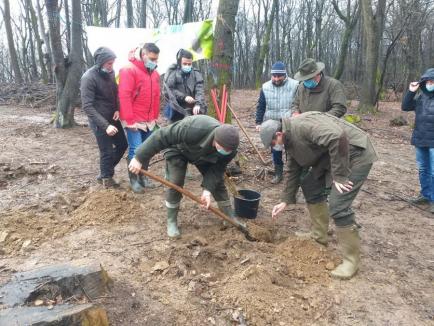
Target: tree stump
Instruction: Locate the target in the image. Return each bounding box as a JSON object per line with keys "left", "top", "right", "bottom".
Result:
{"left": 0, "top": 261, "right": 112, "bottom": 325}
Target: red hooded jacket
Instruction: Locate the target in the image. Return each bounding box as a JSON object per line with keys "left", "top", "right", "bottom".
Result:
{"left": 118, "top": 58, "right": 160, "bottom": 125}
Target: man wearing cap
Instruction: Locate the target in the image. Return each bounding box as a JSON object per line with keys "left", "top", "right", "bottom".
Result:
{"left": 128, "top": 115, "right": 240, "bottom": 238}
{"left": 81, "top": 47, "right": 128, "bottom": 188}
{"left": 292, "top": 58, "right": 347, "bottom": 118}
{"left": 255, "top": 61, "right": 298, "bottom": 184}
{"left": 260, "top": 112, "right": 377, "bottom": 279}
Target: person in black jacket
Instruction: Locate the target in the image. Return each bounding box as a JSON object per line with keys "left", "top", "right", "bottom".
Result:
{"left": 163, "top": 49, "right": 207, "bottom": 123}
{"left": 402, "top": 67, "right": 434, "bottom": 214}
{"left": 81, "top": 47, "right": 128, "bottom": 188}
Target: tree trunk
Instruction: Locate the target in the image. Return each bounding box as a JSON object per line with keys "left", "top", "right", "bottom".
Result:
{"left": 359, "top": 0, "right": 386, "bottom": 111}
{"left": 207, "top": 0, "right": 240, "bottom": 121}
{"left": 36, "top": 0, "right": 53, "bottom": 82}
{"left": 64, "top": 0, "right": 71, "bottom": 53}
{"left": 255, "top": 0, "right": 277, "bottom": 89}
{"left": 183, "top": 0, "right": 193, "bottom": 24}
{"left": 126, "top": 0, "right": 133, "bottom": 27}
{"left": 46, "top": 0, "right": 82, "bottom": 128}
{"left": 28, "top": 0, "right": 48, "bottom": 83}
{"left": 332, "top": 0, "right": 359, "bottom": 80}
{"left": 140, "top": 0, "right": 147, "bottom": 27}
{"left": 2, "top": 0, "right": 23, "bottom": 83}
{"left": 115, "top": 0, "right": 122, "bottom": 28}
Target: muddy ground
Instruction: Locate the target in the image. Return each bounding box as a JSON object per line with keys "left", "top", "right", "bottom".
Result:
{"left": 0, "top": 90, "right": 433, "bottom": 325}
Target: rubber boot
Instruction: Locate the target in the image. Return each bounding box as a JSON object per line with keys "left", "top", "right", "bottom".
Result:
{"left": 217, "top": 200, "right": 239, "bottom": 227}
{"left": 138, "top": 175, "right": 156, "bottom": 189}
{"left": 331, "top": 225, "right": 360, "bottom": 280}
{"left": 271, "top": 164, "right": 283, "bottom": 184}
{"left": 101, "top": 177, "right": 120, "bottom": 188}
{"left": 166, "top": 202, "right": 181, "bottom": 238}
{"left": 126, "top": 158, "right": 144, "bottom": 193}
{"left": 296, "top": 202, "right": 330, "bottom": 245}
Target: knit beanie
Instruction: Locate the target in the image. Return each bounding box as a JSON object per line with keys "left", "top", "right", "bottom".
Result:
{"left": 214, "top": 124, "right": 240, "bottom": 151}
{"left": 271, "top": 61, "right": 287, "bottom": 76}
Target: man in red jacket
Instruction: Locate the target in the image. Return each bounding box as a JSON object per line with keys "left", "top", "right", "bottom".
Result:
{"left": 119, "top": 43, "right": 161, "bottom": 193}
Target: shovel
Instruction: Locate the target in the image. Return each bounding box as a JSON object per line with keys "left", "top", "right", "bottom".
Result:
{"left": 139, "top": 169, "right": 268, "bottom": 241}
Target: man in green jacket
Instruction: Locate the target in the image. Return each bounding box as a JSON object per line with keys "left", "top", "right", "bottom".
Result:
{"left": 128, "top": 115, "right": 240, "bottom": 238}
{"left": 260, "top": 112, "right": 377, "bottom": 280}
{"left": 291, "top": 58, "right": 347, "bottom": 117}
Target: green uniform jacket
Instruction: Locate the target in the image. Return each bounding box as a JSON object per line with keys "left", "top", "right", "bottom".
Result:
{"left": 135, "top": 115, "right": 236, "bottom": 193}
{"left": 281, "top": 112, "right": 378, "bottom": 204}
{"left": 291, "top": 76, "right": 347, "bottom": 117}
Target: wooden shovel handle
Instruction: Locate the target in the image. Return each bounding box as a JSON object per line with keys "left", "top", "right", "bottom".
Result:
{"left": 227, "top": 103, "right": 268, "bottom": 166}
{"left": 139, "top": 169, "right": 247, "bottom": 232}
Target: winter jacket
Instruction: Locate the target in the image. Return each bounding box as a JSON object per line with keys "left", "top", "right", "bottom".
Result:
{"left": 80, "top": 47, "right": 118, "bottom": 130}
{"left": 402, "top": 68, "right": 434, "bottom": 148}
{"left": 281, "top": 112, "right": 377, "bottom": 204}
{"left": 135, "top": 115, "right": 236, "bottom": 194}
{"left": 256, "top": 78, "right": 299, "bottom": 125}
{"left": 291, "top": 76, "right": 347, "bottom": 117}
{"left": 163, "top": 64, "right": 207, "bottom": 121}
{"left": 118, "top": 58, "right": 160, "bottom": 125}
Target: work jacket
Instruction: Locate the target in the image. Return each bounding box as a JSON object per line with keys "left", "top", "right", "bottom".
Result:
{"left": 135, "top": 115, "right": 236, "bottom": 193}
{"left": 291, "top": 76, "right": 347, "bottom": 117}
{"left": 118, "top": 58, "right": 160, "bottom": 125}
{"left": 281, "top": 112, "right": 377, "bottom": 204}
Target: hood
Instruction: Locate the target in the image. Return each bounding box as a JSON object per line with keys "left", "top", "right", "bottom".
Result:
{"left": 93, "top": 47, "right": 116, "bottom": 67}
{"left": 420, "top": 68, "right": 434, "bottom": 94}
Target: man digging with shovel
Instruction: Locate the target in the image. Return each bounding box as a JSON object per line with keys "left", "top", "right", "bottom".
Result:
{"left": 128, "top": 115, "right": 240, "bottom": 238}
{"left": 260, "top": 112, "right": 378, "bottom": 279}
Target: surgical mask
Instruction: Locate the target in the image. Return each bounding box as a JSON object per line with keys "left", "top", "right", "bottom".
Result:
{"left": 303, "top": 79, "right": 318, "bottom": 89}
{"left": 426, "top": 84, "right": 434, "bottom": 92}
{"left": 217, "top": 148, "right": 232, "bottom": 156}
{"left": 181, "top": 65, "right": 192, "bottom": 73}
{"left": 273, "top": 144, "right": 283, "bottom": 151}
{"left": 145, "top": 60, "right": 157, "bottom": 71}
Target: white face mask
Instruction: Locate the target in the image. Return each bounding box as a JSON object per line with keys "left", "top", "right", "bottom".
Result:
{"left": 273, "top": 144, "right": 283, "bottom": 151}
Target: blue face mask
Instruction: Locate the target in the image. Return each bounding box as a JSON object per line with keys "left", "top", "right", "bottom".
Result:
{"left": 145, "top": 60, "right": 157, "bottom": 71}
{"left": 217, "top": 148, "right": 232, "bottom": 156}
{"left": 426, "top": 84, "right": 434, "bottom": 92}
{"left": 181, "top": 65, "right": 192, "bottom": 73}
{"left": 303, "top": 79, "right": 318, "bottom": 89}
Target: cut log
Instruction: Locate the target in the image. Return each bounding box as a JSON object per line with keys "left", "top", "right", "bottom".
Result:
{"left": 0, "top": 304, "right": 109, "bottom": 326}
{"left": 0, "top": 261, "right": 112, "bottom": 308}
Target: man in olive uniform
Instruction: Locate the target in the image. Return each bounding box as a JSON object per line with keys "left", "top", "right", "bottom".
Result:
{"left": 128, "top": 115, "right": 240, "bottom": 238}
{"left": 291, "top": 58, "right": 347, "bottom": 117}
{"left": 260, "top": 112, "right": 377, "bottom": 279}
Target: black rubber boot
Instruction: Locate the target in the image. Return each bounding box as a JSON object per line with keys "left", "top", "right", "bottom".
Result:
{"left": 271, "top": 164, "right": 283, "bottom": 184}
{"left": 126, "top": 158, "right": 145, "bottom": 193}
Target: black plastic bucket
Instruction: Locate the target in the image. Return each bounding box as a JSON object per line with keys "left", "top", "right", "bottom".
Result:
{"left": 234, "top": 189, "right": 261, "bottom": 219}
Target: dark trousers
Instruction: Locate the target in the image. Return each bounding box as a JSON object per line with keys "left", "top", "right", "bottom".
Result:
{"left": 90, "top": 120, "right": 128, "bottom": 178}
{"left": 272, "top": 148, "right": 283, "bottom": 166}
{"left": 165, "top": 156, "right": 229, "bottom": 204}
{"left": 300, "top": 152, "right": 372, "bottom": 227}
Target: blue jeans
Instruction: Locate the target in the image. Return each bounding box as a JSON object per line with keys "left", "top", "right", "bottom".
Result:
{"left": 415, "top": 147, "right": 434, "bottom": 202}
{"left": 126, "top": 128, "right": 153, "bottom": 160}
{"left": 272, "top": 148, "right": 283, "bottom": 166}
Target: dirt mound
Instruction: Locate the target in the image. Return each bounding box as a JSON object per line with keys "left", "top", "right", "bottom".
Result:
{"left": 0, "top": 189, "right": 156, "bottom": 255}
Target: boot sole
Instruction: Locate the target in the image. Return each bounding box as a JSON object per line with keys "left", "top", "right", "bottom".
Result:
{"left": 330, "top": 269, "right": 358, "bottom": 280}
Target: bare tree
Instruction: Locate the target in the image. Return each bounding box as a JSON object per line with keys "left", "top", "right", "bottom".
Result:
{"left": 2, "top": 0, "right": 23, "bottom": 83}
{"left": 46, "top": 0, "right": 82, "bottom": 127}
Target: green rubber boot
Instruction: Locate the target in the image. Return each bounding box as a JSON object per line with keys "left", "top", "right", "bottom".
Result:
{"left": 296, "top": 202, "right": 330, "bottom": 245}
{"left": 217, "top": 200, "right": 240, "bottom": 226}
{"left": 271, "top": 164, "right": 283, "bottom": 184}
{"left": 331, "top": 225, "right": 360, "bottom": 280}
{"left": 166, "top": 202, "right": 181, "bottom": 238}
{"left": 127, "top": 158, "right": 145, "bottom": 193}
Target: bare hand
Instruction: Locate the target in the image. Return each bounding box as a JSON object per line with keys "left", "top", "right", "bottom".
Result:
{"left": 409, "top": 82, "right": 419, "bottom": 92}
{"left": 106, "top": 125, "right": 118, "bottom": 136}
{"left": 272, "top": 202, "right": 287, "bottom": 219}
{"left": 333, "top": 180, "right": 354, "bottom": 193}
{"left": 113, "top": 111, "right": 120, "bottom": 121}
{"left": 255, "top": 125, "right": 261, "bottom": 132}
{"left": 193, "top": 105, "right": 201, "bottom": 115}
{"left": 128, "top": 157, "right": 142, "bottom": 175}
{"left": 201, "top": 190, "right": 211, "bottom": 209}
{"left": 185, "top": 96, "right": 196, "bottom": 104}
